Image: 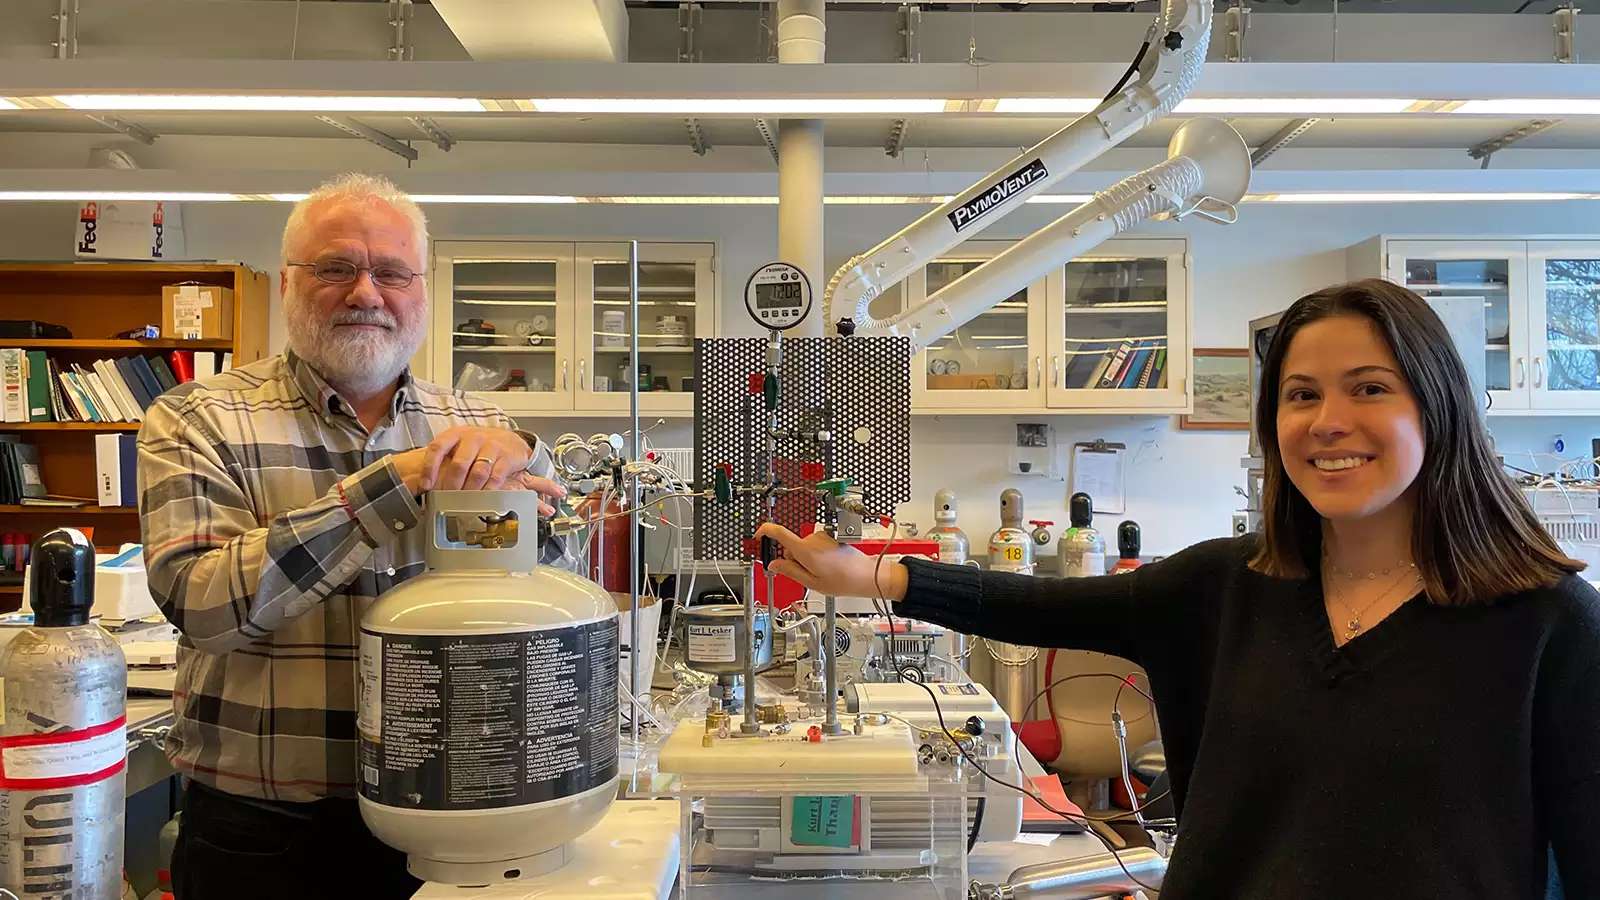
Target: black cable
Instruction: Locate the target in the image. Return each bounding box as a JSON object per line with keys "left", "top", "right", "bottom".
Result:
{"left": 968, "top": 795, "right": 986, "bottom": 853}
{"left": 1101, "top": 40, "right": 1151, "bottom": 104}
{"left": 855, "top": 521, "right": 1165, "bottom": 893}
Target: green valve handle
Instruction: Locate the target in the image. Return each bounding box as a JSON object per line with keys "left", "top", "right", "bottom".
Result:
{"left": 764, "top": 371, "right": 780, "bottom": 411}
{"left": 714, "top": 467, "right": 734, "bottom": 504}
{"left": 816, "top": 477, "right": 853, "bottom": 497}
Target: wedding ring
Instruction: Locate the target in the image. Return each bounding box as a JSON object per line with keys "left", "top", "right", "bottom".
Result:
{"left": 472, "top": 456, "right": 494, "bottom": 467}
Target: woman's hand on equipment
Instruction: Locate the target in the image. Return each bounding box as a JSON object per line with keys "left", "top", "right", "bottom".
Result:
{"left": 754, "top": 523, "right": 909, "bottom": 602}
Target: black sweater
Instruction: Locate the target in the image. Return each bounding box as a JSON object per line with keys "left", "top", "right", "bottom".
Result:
{"left": 897, "top": 536, "right": 1600, "bottom": 900}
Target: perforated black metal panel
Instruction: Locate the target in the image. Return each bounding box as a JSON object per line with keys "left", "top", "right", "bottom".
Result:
{"left": 693, "top": 336, "right": 912, "bottom": 561}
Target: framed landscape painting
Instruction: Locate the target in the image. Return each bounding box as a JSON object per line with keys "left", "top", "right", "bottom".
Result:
{"left": 1181, "top": 348, "right": 1250, "bottom": 431}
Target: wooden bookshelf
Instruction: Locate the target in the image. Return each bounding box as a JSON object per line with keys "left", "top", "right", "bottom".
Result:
{"left": 0, "top": 261, "right": 269, "bottom": 611}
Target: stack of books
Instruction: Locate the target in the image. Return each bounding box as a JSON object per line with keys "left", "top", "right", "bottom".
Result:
{"left": 0, "top": 348, "right": 233, "bottom": 423}
{"left": 1059, "top": 338, "right": 1168, "bottom": 390}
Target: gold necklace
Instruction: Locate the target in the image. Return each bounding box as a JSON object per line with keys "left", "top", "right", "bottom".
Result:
{"left": 1327, "top": 565, "right": 1421, "bottom": 641}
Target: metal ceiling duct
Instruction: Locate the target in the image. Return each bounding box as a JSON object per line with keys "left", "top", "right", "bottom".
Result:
{"left": 430, "top": 0, "right": 628, "bottom": 61}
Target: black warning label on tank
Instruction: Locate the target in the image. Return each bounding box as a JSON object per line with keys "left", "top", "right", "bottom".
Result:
{"left": 358, "top": 617, "right": 620, "bottom": 811}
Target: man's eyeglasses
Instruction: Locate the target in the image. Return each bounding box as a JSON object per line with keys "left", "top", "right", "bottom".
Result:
{"left": 289, "top": 259, "right": 421, "bottom": 289}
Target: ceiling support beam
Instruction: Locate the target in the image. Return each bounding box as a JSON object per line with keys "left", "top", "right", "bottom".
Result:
{"left": 84, "top": 115, "right": 158, "bottom": 145}
{"left": 389, "top": 0, "right": 415, "bottom": 62}
{"left": 314, "top": 116, "right": 419, "bottom": 162}
{"left": 678, "top": 3, "right": 703, "bottom": 63}
{"left": 1225, "top": 2, "right": 1249, "bottom": 63}
{"left": 754, "top": 118, "right": 779, "bottom": 165}
{"left": 1251, "top": 117, "right": 1319, "bottom": 166}
{"left": 883, "top": 119, "right": 909, "bottom": 158}
{"left": 1469, "top": 119, "right": 1561, "bottom": 169}
{"left": 1554, "top": 4, "right": 1579, "bottom": 64}
{"left": 406, "top": 116, "right": 454, "bottom": 151}
{"left": 884, "top": 3, "right": 918, "bottom": 159}
{"left": 685, "top": 118, "right": 710, "bottom": 156}
{"left": 52, "top": 0, "right": 80, "bottom": 59}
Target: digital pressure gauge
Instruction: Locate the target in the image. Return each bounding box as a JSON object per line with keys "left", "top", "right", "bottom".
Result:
{"left": 744, "top": 262, "right": 813, "bottom": 331}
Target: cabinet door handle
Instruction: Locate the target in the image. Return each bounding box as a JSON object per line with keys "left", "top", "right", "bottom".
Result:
{"left": 1516, "top": 357, "right": 1526, "bottom": 388}
{"left": 1534, "top": 356, "right": 1544, "bottom": 388}
{"left": 561, "top": 359, "right": 569, "bottom": 390}
{"left": 1034, "top": 355, "right": 1042, "bottom": 388}
{"left": 578, "top": 359, "right": 586, "bottom": 390}
{"left": 1052, "top": 356, "right": 1061, "bottom": 387}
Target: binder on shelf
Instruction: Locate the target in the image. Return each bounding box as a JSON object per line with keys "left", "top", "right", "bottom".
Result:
{"left": 221, "top": 352, "right": 233, "bottom": 372}
{"left": 0, "top": 349, "right": 24, "bottom": 423}
{"left": 167, "top": 350, "right": 195, "bottom": 383}
{"left": 94, "top": 359, "right": 140, "bottom": 421}
{"left": 148, "top": 355, "right": 179, "bottom": 392}
{"left": 193, "top": 351, "right": 218, "bottom": 380}
{"left": 25, "top": 350, "right": 53, "bottom": 422}
{"left": 113, "top": 356, "right": 153, "bottom": 412}
{"left": 94, "top": 432, "right": 137, "bottom": 508}
{"left": 129, "top": 356, "right": 165, "bottom": 405}
{"left": 1096, "top": 340, "right": 1136, "bottom": 389}
{"left": 68, "top": 366, "right": 107, "bottom": 422}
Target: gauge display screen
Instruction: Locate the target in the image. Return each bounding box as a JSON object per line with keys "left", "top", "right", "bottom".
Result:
{"left": 755, "top": 280, "right": 806, "bottom": 308}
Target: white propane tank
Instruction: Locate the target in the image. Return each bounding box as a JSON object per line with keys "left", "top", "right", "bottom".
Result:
{"left": 0, "top": 528, "right": 127, "bottom": 900}
{"left": 357, "top": 491, "right": 620, "bottom": 886}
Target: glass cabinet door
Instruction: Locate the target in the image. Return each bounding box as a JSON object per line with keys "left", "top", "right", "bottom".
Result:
{"left": 576, "top": 243, "right": 714, "bottom": 413}
{"left": 1528, "top": 241, "right": 1600, "bottom": 409}
{"left": 1387, "top": 240, "right": 1527, "bottom": 411}
{"left": 430, "top": 242, "right": 575, "bottom": 414}
{"left": 1046, "top": 240, "right": 1189, "bottom": 411}
{"left": 911, "top": 243, "right": 1047, "bottom": 410}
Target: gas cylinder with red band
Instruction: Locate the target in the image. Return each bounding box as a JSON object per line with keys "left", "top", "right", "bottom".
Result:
{"left": 0, "top": 527, "right": 127, "bottom": 900}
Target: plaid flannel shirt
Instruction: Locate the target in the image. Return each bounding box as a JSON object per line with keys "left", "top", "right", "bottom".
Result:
{"left": 138, "top": 350, "right": 558, "bottom": 802}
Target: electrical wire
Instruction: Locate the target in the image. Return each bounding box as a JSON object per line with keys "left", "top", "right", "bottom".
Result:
{"left": 846, "top": 515, "right": 1168, "bottom": 893}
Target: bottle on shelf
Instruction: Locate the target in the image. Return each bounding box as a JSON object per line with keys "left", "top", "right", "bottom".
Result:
{"left": 1113, "top": 520, "right": 1142, "bottom": 574}
{"left": 1056, "top": 492, "right": 1106, "bottom": 577}
{"left": 504, "top": 369, "right": 529, "bottom": 392}
{"left": 988, "top": 488, "right": 1033, "bottom": 574}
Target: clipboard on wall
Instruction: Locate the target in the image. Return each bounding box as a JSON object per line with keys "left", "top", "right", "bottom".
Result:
{"left": 1070, "top": 439, "right": 1126, "bottom": 515}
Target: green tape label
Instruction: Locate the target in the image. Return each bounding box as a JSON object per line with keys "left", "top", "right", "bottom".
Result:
{"left": 790, "top": 795, "right": 856, "bottom": 848}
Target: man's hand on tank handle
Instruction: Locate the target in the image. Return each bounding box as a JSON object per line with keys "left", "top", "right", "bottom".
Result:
{"left": 391, "top": 442, "right": 565, "bottom": 516}
{"left": 754, "top": 523, "right": 910, "bottom": 603}
{"left": 421, "top": 426, "right": 537, "bottom": 492}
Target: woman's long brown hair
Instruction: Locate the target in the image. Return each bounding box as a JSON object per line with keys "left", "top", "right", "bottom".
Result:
{"left": 1250, "top": 278, "right": 1584, "bottom": 604}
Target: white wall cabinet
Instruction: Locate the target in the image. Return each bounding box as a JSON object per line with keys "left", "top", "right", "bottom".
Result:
{"left": 903, "top": 238, "right": 1191, "bottom": 415}
{"left": 428, "top": 240, "right": 716, "bottom": 416}
{"left": 1352, "top": 236, "right": 1600, "bottom": 415}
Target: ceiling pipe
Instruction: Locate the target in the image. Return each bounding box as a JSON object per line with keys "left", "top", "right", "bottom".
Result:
{"left": 777, "top": 0, "right": 826, "bottom": 338}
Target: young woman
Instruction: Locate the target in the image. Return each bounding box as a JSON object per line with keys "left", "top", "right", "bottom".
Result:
{"left": 757, "top": 279, "right": 1597, "bottom": 899}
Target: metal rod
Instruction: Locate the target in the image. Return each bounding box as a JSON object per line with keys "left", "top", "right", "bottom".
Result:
{"left": 823, "top": 593, "right": 840, "bottom": 734}
{"left": 627, "top": 239, "right": 642, "bottom": 747}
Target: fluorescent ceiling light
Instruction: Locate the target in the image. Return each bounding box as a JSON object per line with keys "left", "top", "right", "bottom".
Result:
{"left": 1450, "top": 99, "right": 1600, "bottom": 116}
{"left": 992, "top": 98, "right": 1099, "bottom": 114}
{"left": 528, "top": 98, "right": 948, "bottom": 115}
{"left": 0, "top": 191, "right": 1595, "bottom": 205}
{"left": 410, "top": 194, "right": 580, "bottom": 204}
{"left": 0, "top": 190, "right": 247, "bottom": 201}
{"left": 51, "top": 94, "right": 486, "bottom": 112}
{"left": 1175, "top": 98, "right": 1417, "bottom": 114}
{"left": 994, "top": 98, "right": 1417, "bottom": 115}
{"left": 1248, "top": 191, "right": 1593, "bottom": 203}
{"left": 0, "top": 98, "right": 17, "bottom": 110}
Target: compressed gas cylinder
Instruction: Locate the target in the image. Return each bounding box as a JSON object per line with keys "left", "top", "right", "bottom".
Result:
{"left": 0, "top": 528, "right": 127, "bottom": 900}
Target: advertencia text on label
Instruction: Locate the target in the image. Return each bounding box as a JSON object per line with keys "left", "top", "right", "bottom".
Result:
{"left": 359, "top": 618, "right": 620, "bottom": 811}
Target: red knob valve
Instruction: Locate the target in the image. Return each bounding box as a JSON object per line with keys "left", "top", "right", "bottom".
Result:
{"left": 807, "top": 725, "right": 823, "bottom": 743}
{"left": 748, "top": 373, "right": 766, "bottom": 394}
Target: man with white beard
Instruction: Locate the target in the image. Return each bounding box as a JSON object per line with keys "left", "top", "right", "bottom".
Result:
{"left": 138, "top": 173, "right": 567, "bottom": 900}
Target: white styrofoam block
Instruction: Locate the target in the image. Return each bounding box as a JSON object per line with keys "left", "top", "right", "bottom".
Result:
{"left": 413, "top": 800, "right": 680, "bottom": 900}
{"left": 657, "top": 717, "right": 918, "bottom": 777}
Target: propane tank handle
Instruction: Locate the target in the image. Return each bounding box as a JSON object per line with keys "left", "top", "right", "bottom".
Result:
{"left": 423, "top": 490, "right": 545, "bottom": 573}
